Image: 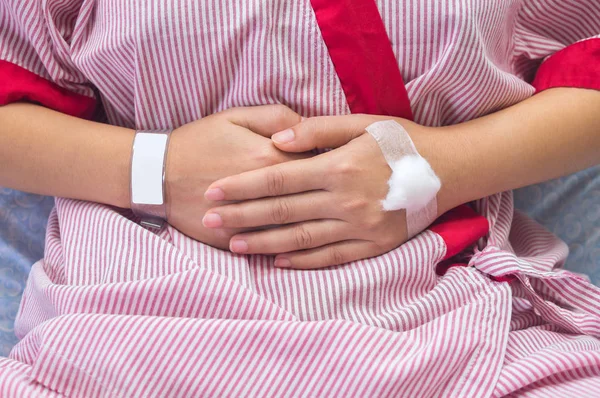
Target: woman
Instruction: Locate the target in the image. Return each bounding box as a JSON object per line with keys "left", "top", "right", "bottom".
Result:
{"left": 0, "top": 0, "right": 599, "bottom": 396}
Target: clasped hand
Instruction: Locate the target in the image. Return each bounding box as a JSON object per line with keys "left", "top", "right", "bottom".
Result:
{"left": 201, "top": 114, "right": 432, "bottom": 269}
{"left": 166, "top": 105, "right": 309, "bottom": 250}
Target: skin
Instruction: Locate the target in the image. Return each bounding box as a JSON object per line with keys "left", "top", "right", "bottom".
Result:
{"left": 202, "top": 87, "right": 600, "bottom": 269}
{"left": 1, "top": 88, "right": 599, "bottom": 267}
{"left": 0, "top": 103, "right": 306, "bottom": 249}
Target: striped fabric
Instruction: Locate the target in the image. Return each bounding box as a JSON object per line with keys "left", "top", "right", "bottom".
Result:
{"left": 1, "top": 0, "right": 600, "bottom": 396}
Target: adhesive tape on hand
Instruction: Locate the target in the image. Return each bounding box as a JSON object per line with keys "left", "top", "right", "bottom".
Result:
{"left": 365, "top": 120, "right": 441, "bottom": 238}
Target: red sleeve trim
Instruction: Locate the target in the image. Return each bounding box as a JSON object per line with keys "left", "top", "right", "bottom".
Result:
{"left": 429, "top": 204, "right": 490, "bottom": 261}
{"left": 0, "top": 60, "right": 96, "bottom": 119}
{"left": 532, "top": 38, "right": 600, "bottom": 93}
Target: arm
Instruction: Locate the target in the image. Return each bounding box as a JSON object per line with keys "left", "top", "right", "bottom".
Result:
{"left": 0, "top": 0, "right": 133, "bottom": 207}
{"left": 201, "top": 87, "right": 600, "bottom": 268}
{"left": 0, "top": 103, "right": 133, "bottom": 208}
{"left": 0, "top": 101, "right": 306, "bottom": 249}
{"left": 0, "top": 1, "right": 307, "bottom": 250}
{"left": 423, "top": 87, "right": 600, "bottom": 214}
{"left": 201, "top": 8, "right": 600, "bottom": 268}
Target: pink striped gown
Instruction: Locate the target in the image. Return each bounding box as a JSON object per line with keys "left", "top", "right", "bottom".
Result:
{"left": 1, "top": 0, "right": 600, "bottom": 396}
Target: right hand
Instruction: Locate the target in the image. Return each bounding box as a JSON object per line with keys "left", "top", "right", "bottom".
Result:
{"left": 165, "top": 105, "right": 309, "bottom": 250}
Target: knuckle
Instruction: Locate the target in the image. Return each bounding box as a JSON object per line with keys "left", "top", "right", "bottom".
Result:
{"left": 220, "top": 107, "right": 240, "bottom": 118}
{"left": 329, "top": 247, "right": 345, "bottom": 265}
{"left": 293, "top": 225, "right": 313, "bottom": 248}
{"left": 374, "top": 233, "right": 400, "bottom": 252}
{"left": 255, "top": 147, "right": 281, "bottom": 167}
{"left": 271, "top": 104, "right": 296, "bottom": 122}
{"left": 270, "top": 199, "right": 293, "bottom": 223}
{"left": 361, "top": 214, "right": 385, "bottom": 231}
{"left": 333, "top": 161, "right": 359, "bottom": 177}
{"left": 266, "top": 168, "right": 286, "bottom": 195}
{"left": 342, "top": 198, "right": 369, "bottom": 213}
{"left": 320, "top": 157, "right": 340, "bottom": 186}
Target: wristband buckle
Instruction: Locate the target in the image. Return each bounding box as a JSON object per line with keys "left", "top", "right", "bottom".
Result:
{"left": 130, "top": 130, "right": 171, "bottom": 228}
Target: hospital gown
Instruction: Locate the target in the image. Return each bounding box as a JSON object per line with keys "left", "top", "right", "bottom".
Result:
{"left": 0, "top": 0, "right": 600, "bottom": 396}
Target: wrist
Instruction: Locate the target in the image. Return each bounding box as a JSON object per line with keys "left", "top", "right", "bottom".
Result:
{"left": 92, "top": 125, "right": 135, "bottom": 209}
{"left": 165, "top": 126, "right": 188, "bottom": 221}
{"left": 130, "top": 130, "right": 171, "bottom": 227}
{"left": 409, "top": 124, "right": 469, "bottom": 216}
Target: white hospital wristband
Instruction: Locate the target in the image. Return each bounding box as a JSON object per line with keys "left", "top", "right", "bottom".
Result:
{"left": 130, "top": 130, "right": 171, "bottom": 229}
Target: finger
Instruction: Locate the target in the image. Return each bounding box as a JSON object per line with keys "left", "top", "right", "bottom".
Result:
{"left": 203, "top": 191, "right": 334, "bottom": 229}
{"left": 205, "top": 156, "right": 329, "bottom": 201}
{"left": 270, "top": 114, "right": 390, "bottom": 152}
{"left": 273, "top": 240, "right": 381, "bottom": 269}
{"left": 223, "top": 104, "right": 302, "bottom": 137}
{"left": 228, "top": 219, "right": 353, "bottom": 254}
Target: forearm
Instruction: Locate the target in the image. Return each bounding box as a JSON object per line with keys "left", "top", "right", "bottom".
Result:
{"left": 0, "top": 103, "right": 133, "bottom": 208}
{"left": 425, "top": 88, "right": 600, "bottom": 213}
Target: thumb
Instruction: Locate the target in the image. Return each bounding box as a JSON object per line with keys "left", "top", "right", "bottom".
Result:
{"left": 271, "top": 115, "right": 376, "bottom": 152}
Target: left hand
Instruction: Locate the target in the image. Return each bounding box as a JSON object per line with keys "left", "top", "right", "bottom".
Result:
{"left": 202, "top": 115, "right": 433, "bottom": 269}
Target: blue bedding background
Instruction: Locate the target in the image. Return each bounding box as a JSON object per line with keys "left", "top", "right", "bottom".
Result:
{"left": 0, "top": 190, "right": 54, "bottom": 356}
{"left": 0, "top": 165, "right": 599, "bottom": 356}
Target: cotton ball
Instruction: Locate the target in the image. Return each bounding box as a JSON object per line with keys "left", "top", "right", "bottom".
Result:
{"left": 381, "top": 155, "right": 441, "bottom": 211}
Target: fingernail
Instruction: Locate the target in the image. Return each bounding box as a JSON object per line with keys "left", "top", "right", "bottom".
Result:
{"left": 274, "top": 258, "right": 291, "bottom": 268}
{"left": 300, "top": 117, "right": 306, "bottom": 122}
{"left": 230, "top": 239, "right": 248, "bottom": 253}
{"left": 205, "top": 188, "right": 225, "bottom": 201}
{"left": 272, "top": 129, "right": 295, "bottom": 144}
{"left": 202, "top": 213, "right": 223, "bottom": 228}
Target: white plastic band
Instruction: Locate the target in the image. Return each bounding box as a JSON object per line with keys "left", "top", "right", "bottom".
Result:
{"left": 365, "top": 120, "right": 441, "bottom": 238}
{"left": 130, "top": 131, "right": 170, "bottom": 228}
